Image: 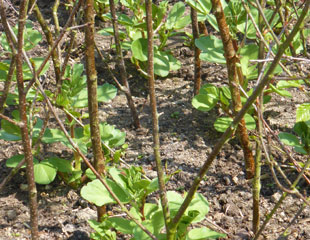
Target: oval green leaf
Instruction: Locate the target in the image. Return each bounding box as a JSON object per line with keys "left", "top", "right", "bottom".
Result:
{"left": 131, "top": 38, "right": 148, "bottom": 62}
{"left": 278, "top": 132, "right": 301, "bottom": 147}
{"left": 81, "top": 179, "right": 131, "bottom": 206}
{"left": 34, "top": 161, "right": 57, "bottom": 184}
{"left": 296, "top": 103, "right": 310, "bottom": 122}
{"left": 154, "top": 54, "right": 170, "bottom": 77}
{"left": 187, "top": 227, "right": 226, "bottom": 240}
{"left": 192, "top": 93, "right": 218, "bottom": 112}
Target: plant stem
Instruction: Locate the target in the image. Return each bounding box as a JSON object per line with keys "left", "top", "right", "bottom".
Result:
{"left": 253, "top": 0, "right": 265, "bottom": 232}
{"left": 190, "top": 7, "right": 201, "bottom": 95}
{"left": 24, "top": 0, "right": 84, "bottom": 94}
{"left": 84, "top": 0, "right": 106, "bottom": 221}
{"left": 171, "top": 0, "right": 310, "bottom": 228}
{"left": 145, "top": 0, "right": 172, "bottom": 238}
{"left": 30, "top": 1, "right": 62, "bottom": 91}
{"left": 0, "top": 56, "right": 15, "bottom": 113}
{"left": 109, "top": 0, "right": 141, "bottom": 129}
{"left": 211, "top": 0, "right": 255, "bottom": 179}
{"left": 16, "top": 1, "right": 39, "bottom": 239}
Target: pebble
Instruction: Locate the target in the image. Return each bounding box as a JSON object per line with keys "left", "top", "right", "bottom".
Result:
{"left": 223, "top": 176, "right": 231, "bottom": 185}
{"left": 232, "top": 176, "right": 239, "bottom": 184}
{"left": 7, "top": 209, "right": 17, "bottom": 221}
{"left": 271, "top": 192, "right": 282, "bottom": 203}
{"left": 76, "top": 207, "right": 97, "bottom": 221}
{"left": 63, "top": 223, "right": 76, "bottom": 233}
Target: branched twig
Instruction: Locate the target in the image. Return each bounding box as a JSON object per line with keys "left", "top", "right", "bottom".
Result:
{"left": 25, "top": 0, "right": 84, "bottom": 94}
{"left": 0, "top": 113, "right": 24, "bottom": 127}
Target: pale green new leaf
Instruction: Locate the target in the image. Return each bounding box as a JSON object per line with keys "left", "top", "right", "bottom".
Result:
{"left": 154, "top": 54, "right": 170, "bottom": 77}
{"left": 131, "top": 38, "right": 148, "bottom": 61}
{"left": 34, "top": 161, "right": 57, "bottom": 184}
{"left": 166, "top": 2, "right": 186, "bottom": 30}
{"left": 186, "top": 227, "right": 226, "bottom": 240}
{"left": 81, "top": 179, "right": 131, "bottom": 206}
{"left": 296, "top": 103, "right": 310, "bottom": 122}
{"left": 192, "top": 93, "right": 218, "bottom": 112}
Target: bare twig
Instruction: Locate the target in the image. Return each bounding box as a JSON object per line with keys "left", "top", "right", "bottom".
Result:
{"left": 16, "top": 0, "right": 39, "bottom": 238}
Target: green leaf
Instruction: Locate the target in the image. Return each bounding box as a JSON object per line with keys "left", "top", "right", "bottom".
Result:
{"left": 166, "top": 2, "right": 186, "bottom": 30}
{"left": 175, "top": 15, "right": 191, "bottom": 29}
{"left": 187, "top": 193, "right": 209, "bottom": 223}
{"left": 214, "top": 114, "right": 255, "bottom": 132}
{"left": 34, "top": 161, "right": 57, "bottom": 184}
{"left": 100, "top": 123, "right": 126, "bottom": 147}
{"left": 108, "top": 217, "right": 137, "bottom": 234}
{"left": 186, "top": 227, "right": 226, "bottom": 240}
{"left": 185, "top": 0, "right": 212, "bottom": 15}
{"left": 108, "top": 167, "right": 127, "bottom": 189}
{"left": 154, "top": 54, "right": 170, "bottom": 77}
{"left": 296, "top": 103, "right": 310, "bottom": 122}
{"left": 244, "top": 114, "right": 256, "bottom": 130}
{"left": 81, "top": 179, "right": 131, "bottom": 206}
{"left": 276, "top": 80, "right": 302, "bottom": 89}
{"left": 0, "top": 130, "right": 21, "bottom": 141}
{"left": 42, "top": 128, "right": 68, "bottom": 144}
{"left": 192, "top": 93, "right": 218, "bottom": 112}
{"left": 269, "top": 84, "right": 292, "bottom": 98}
{"left": 278, "top": 132, "right": 301, "bottom": 147}
{"left": 0, "top": 21, "right": 42, "bottom": 52}
{"left": 1, "top": 118, "right": 21, "bottom": 137}
{"left": 85, "top": 168, "right": 97, "bottom": 180}
{"left": 131, "top": 38, "right": 148, "bottom": 61}
{"left": 98, "top": 83, "right": 117, "bottom": 102}
{"left": 195, "top": 36, "right": 226, "bottom": 64}
{"left": 98, "top": 27, "right": 127, "bottom": 40}
{"left": 6, "top": 154, "right": 39, "bottom": 168}
{"left": 46, "top": 157, "right": 72, "bottom": 173}
{"left": 199, "top": 84, "right": 219, "bottom": 97}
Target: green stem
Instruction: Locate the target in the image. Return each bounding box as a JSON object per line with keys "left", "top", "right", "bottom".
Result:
{"left": 145, "top": 0, "right": 172, "bottom": 239}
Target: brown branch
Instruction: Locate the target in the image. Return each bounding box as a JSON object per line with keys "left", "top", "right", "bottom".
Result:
{"left": 212, "top": 0, "right": 255, "bottom": 179}
{"left": 84, "top": 0, "right": 106, "bottom": 221}
{"left": 24, "top": 0, "right": 84, "bottom": 94}
{"left": 109, "top": 0, "right": 141, "bottom": 129}
{"left": 16, "top": 0, "right": 39, "bottom": 238}
{"left": 29, "top": 1, "right": 62, "bottom": 91}
{"left": 145, "top": 0, "right": 172, "bottom": 239}
{"left": 0, "top": 113, "right": 24, "bottom": 127}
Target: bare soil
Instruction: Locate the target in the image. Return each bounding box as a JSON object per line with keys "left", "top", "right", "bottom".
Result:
{"left": 1, "top": 1, "right": 310, "bottom": 240}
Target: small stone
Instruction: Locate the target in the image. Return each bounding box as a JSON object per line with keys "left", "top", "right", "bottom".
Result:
{"left": 7, "top": 209, "right": 17, "bottom": 221}
{"left": 76, "top": 207, "right": 97, "bottom": 221}
{"left": 223, "top": 176, "right": 231, "bottom": 185}
{"left": 271, "top": 192, "right": 282, "bottom": 203}
{"left": 63, "top": 223, "right": 76, "bottom": 233}
{"left": 232, "top": 176, "right": 239, "bottom": 184}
